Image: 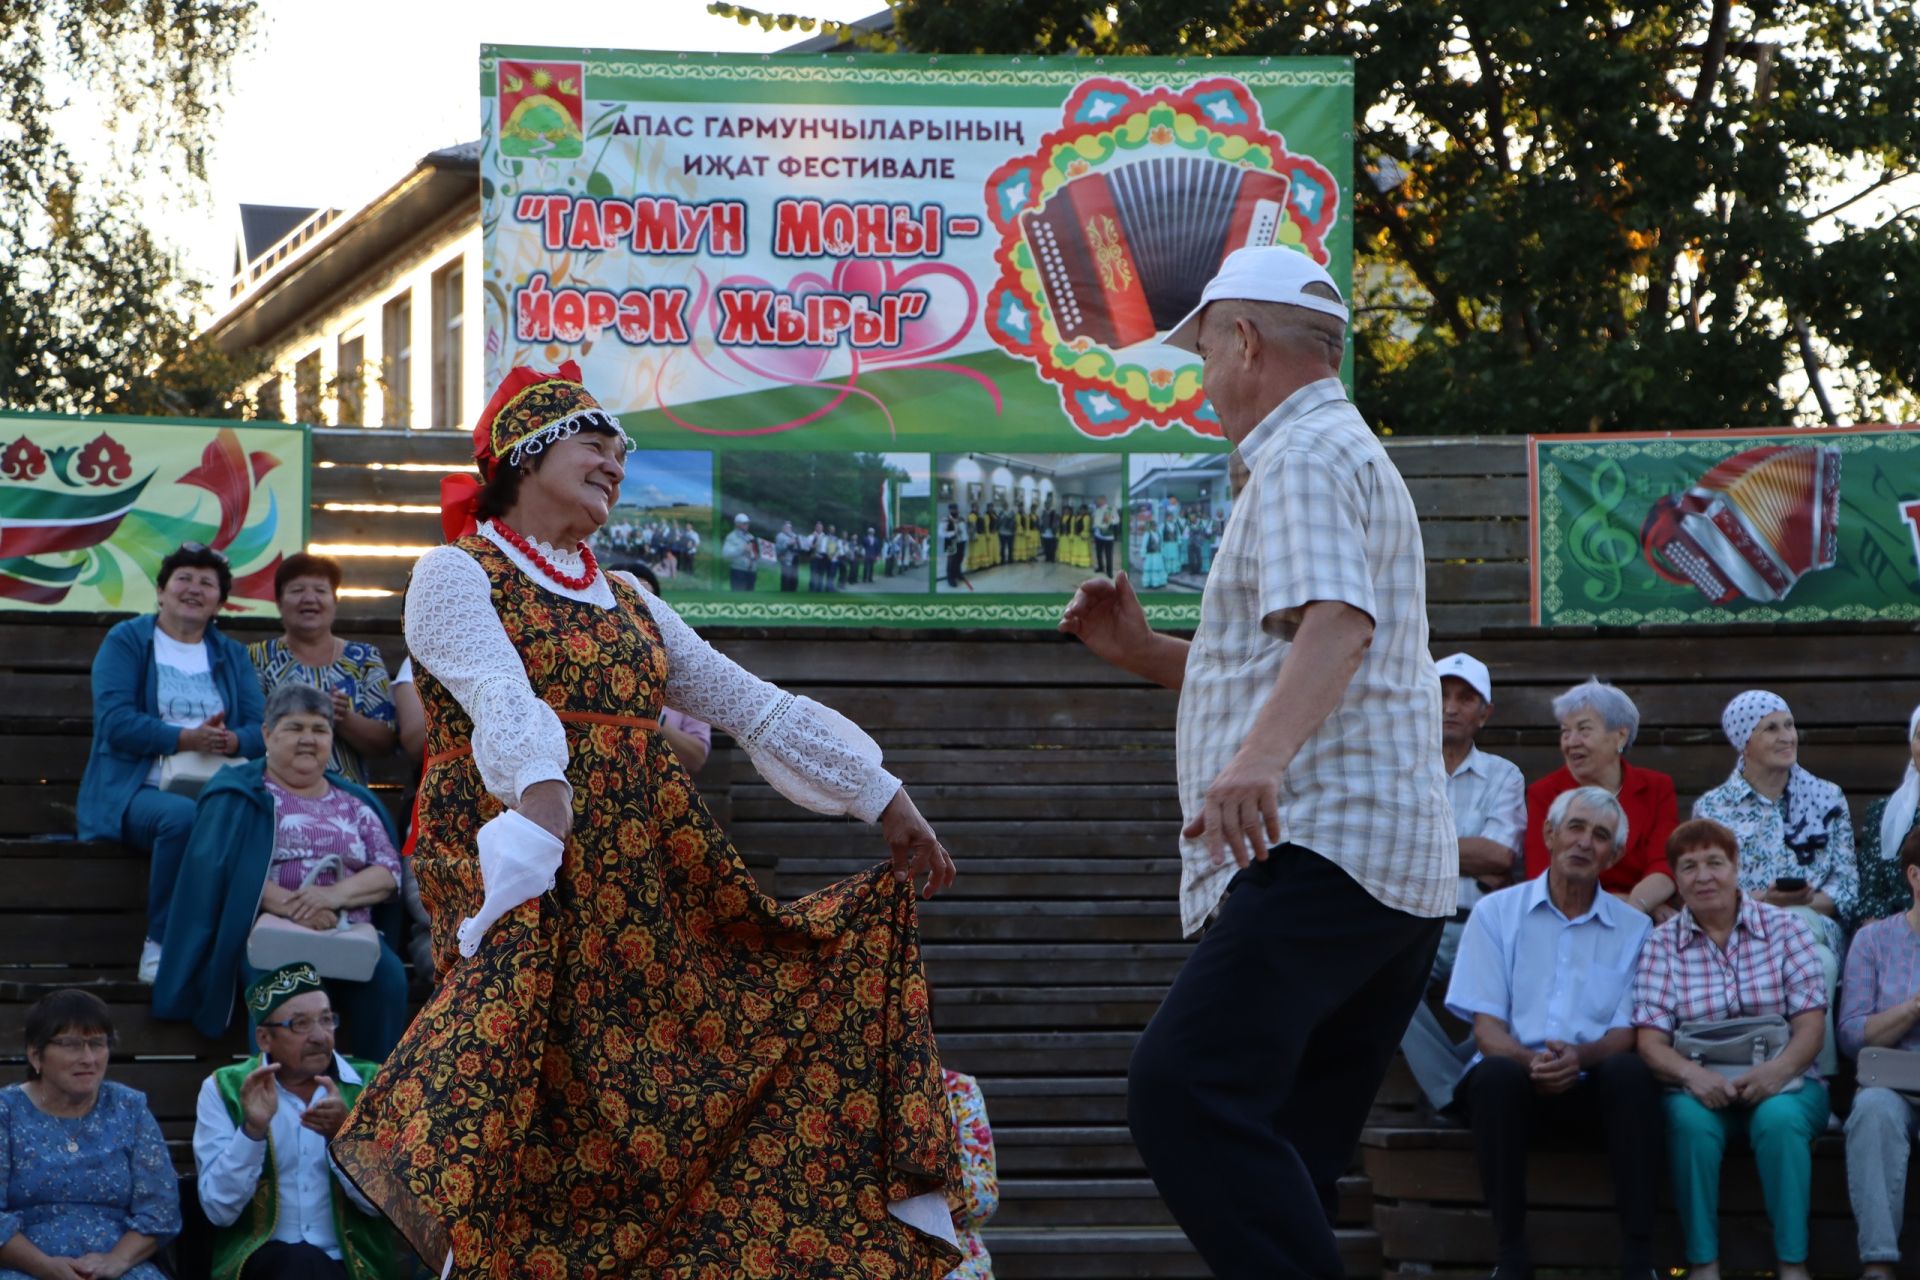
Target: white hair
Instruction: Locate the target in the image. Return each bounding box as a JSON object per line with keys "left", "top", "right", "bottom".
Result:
{"left": 1552, "top": 677, "right": 1641, "bottom": 751}
{"left": 1545, "top": 785, "right": 1630, "bottom": 849}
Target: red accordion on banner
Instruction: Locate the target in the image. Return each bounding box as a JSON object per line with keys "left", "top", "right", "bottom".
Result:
{"left": 1641, "top": 444, "right": 1842, "bottom": 605}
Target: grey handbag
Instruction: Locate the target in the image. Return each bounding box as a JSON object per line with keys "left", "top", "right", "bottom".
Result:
{"left": 246, "top": 855, "right": 382, "bottom": 983}
{"left": 1856, "top": 1046, "right": 1920, "bottom": 1098}
{"left": 1673, "top": 1014, "right": 1803, "bottom": 1092}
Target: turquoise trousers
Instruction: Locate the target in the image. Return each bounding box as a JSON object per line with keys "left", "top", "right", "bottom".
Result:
{"left": 1664, "top": 1080, "right": 1830, "bottom": 1265}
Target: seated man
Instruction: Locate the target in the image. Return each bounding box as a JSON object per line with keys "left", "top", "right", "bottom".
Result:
{"left": 1447, "top": 785, "right": 1661, "bottom": 1280}
{"left": 192, "top": 965, "right": 398, "bottom": 1280}
{"left": 1400, "top": 653, "right": 1527, "bottom": 1110}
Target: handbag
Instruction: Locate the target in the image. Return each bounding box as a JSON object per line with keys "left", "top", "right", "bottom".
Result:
{"left": 1673, "top": 1014, "right": 1802, "bottom": 1093}
{"left": 246, "top": 855, "right": 382, "bottom": 983}
{"left": 156, "top": 750, "right": 236, "bottom": 798}
{"left": 1856, "top": 1046, "right": 1920, "bottom": 1099}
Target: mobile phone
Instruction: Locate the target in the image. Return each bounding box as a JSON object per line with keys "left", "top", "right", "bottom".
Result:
{"left": 1773, "top": 875, "right": 1808, "bottom": 893}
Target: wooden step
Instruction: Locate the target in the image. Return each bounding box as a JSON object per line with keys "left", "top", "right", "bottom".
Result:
{"left": 981, "top": 1226, "right": 1381, "bottom": 1279}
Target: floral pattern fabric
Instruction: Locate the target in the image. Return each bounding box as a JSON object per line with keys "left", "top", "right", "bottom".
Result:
{"left": 942, "top": 1070, "right": 997, "bottom": 1280}
{"left": 0, "top": 1082, "right": 179, "bottom": 1279}
{"left": 1856, "top": 796, "right": 1920, "bottom": 930}
{"left": 248, "top": 637, "right": 395, "bottom": 784}
{"left": 1692, "top": 768, "right": 1856, "bottom": 950}
{"left": 332, "top": 535, "right": 958, "bottom": 1280}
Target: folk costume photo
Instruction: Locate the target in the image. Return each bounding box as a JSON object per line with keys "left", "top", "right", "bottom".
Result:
{"left": 329, "top": 363, "right": 961, "bottom": 1279}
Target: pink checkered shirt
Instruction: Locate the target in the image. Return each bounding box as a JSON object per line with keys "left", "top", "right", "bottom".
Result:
{"left": 1632, "top": 895, "right": 1827, "bottom": 1041}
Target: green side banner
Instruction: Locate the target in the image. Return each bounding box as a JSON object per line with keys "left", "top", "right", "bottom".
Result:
{"left": 1530, "top": 425, "right": 1920, "bottom": 626}
{"left": 0, "top": 412, "right": 311, "bottom": 615}
{"left": 481, "top": 47, "right": 1353, "bottom": 627}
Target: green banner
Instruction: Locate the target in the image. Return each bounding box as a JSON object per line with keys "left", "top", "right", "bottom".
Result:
{"left": 1530, "top": 425, "right": 1920, "bottom": 626}
{"left": 481, "top": 48, "right": 1353, "bottom": 627}
{"left": 0, "top": 412, "right": 310, "bottom": 615}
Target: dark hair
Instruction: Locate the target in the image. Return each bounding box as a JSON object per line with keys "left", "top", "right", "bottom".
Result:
{"left": 157, "top": 543, "right": 233, "bottom": 601}
{"left": 274, "top": 552, "right": 342, "bottom": 599}
{"left": 24, "top": 989, "right": 115, "bottom": 1079}
{"left": 1900, "top": 825, "right": 1920, "bottom": 884}
{"left": 1668, "top": 817, "right": 1739, "bottom": 863}
{"left": 627, "top": 562, "right": 662, "bottom": 594}
{"left": 471, "top": 420, "right": 624, "bottom": 523}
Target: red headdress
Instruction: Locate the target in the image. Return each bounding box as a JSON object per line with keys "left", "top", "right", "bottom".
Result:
{"left": 439, "top": 360, "right": 623, "bottom": 541}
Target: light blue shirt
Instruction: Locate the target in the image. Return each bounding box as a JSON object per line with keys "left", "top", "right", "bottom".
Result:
{"left": 1446, "top": 872, "right": 1653, "bottom": 1076}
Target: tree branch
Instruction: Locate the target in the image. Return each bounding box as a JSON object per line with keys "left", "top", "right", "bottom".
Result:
{"left": 1792, "top": 312, "right": 1839, "bottom": 425}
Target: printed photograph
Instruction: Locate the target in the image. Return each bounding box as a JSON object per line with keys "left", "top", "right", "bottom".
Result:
{"left": 589, "top": 450, "right": 715, "bottom": 592}
{"left": 933, "top": 453, "right": 1124, "bottom": 594}
{"left": 1127, "top": 452, "right": 1235, "bottom": 593}
{"left": 715, "top": 452, "right": 933, "bottom": 594}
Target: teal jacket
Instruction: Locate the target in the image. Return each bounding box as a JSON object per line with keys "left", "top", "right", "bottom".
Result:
{"left": 151, "top": 757, "right": 398, "bottom": 1039}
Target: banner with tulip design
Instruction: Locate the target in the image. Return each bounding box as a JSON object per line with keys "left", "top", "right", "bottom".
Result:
{"left": 0, "top": 412, "right": 309, "bottom": 614}
{"left": 481, "top": 48, "right": 1351, "bottom": 627}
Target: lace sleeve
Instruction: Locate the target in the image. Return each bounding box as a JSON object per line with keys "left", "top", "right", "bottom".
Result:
{"left": 403, "top": 546, "right": 571, "bottom": 808}
{"left": 643, "top": 592, "right": 900, "bottom": 823}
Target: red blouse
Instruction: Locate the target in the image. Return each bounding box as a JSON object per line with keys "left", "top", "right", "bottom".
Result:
{"left": 1523, "top": 759, "right": 1677, "bottom": 894}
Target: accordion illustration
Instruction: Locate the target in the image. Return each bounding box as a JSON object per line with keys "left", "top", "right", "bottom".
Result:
{"left": 1640, "top": 444, "right": 1842, "bottom": 605}
{"left": 1021, "top": 158, "right": 1294, "bottom": 350}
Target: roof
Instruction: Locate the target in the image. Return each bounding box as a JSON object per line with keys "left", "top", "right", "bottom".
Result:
{"left": 239, "top": 205, "right": 321, "bottom": 261}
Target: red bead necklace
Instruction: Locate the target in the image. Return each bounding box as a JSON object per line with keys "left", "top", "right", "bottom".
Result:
{"left": 490, "top": 519, "right": 600, "bottom": 590}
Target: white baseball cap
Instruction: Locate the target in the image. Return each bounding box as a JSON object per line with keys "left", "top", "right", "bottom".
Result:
{"left": 1164, "top": 246, "right": 1349, "bottom": 353}
{"left": 1434, "top": 653, "right": 1492, "bottom": 703}
{"left": 733, "top": 513, "right": 751, "bottom": 525}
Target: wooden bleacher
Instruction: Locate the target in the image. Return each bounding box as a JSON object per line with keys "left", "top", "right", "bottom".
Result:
{"left": 2, "top": 429, "right": 1916, "bottom": 1277}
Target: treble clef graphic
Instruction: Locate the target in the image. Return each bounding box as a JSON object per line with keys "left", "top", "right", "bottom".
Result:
{"left": 1565, "top": 459, "right": 1639, "bottom": 604}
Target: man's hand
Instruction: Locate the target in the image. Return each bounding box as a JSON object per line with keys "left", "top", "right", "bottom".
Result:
{"left": 1733, "top": 1059, "right": 1797, "bottom": 1106}
{"left": 301, "top": 1077, "right": 348, "bottom": 1139}
{"left": 880, "top": 788, "right": 955, "bottom": 899}
{"left": 1058, "top": 572, "right": 1150, "bottom": 667}
{"left": 239, "top": 1061, "right": 281, "bottom": 1139}
{"left": 1529, "top": 1041, "right": 1581, "bottom": 1095}
{"left": 1682, "top": 1063, "right": 1737, "bottom": 1110}
{"left": 1183, "top": 746, "right": 1282, "bottom": 869}
{"left": 517, "top": 780, "right": 574, "bottom": 844}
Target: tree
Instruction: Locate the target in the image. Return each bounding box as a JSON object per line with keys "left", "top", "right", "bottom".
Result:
{"left": 0, "top": 1, "right": 261, "bottom": 418}
{"left": 711, "top": 0, "right": 1920, "bottom": 434}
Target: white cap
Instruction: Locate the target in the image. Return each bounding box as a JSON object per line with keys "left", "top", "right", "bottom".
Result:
{"left": 1164, "top": 246, "right": 1349, "bottom": 353}
{"left": 733, "top": 513, "right": 750, "bottom": 525}
{"left": 1434, "top": 653, "right": 1492, "bottom": 703}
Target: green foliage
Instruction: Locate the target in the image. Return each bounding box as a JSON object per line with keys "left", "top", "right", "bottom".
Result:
{"left": 706, "top": 3, "right": 902, "bottom": 51}
{"left": 725, "top": 452, "right": 916, "bottom": 534}
{"left": 0, "top": 1, "right": 259, "bottom": 417}
{"left": 736, "top": 0, "right": 1920, "bottom": 434}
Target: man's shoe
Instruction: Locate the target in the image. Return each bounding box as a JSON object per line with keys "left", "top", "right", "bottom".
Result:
{"left": 138, "top": 939, "right": 161, "bottom": 984}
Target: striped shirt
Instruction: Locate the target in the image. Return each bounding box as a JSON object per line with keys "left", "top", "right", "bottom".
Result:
{"left": 1173, "top": 379, "right": 1456, "bottom": 936}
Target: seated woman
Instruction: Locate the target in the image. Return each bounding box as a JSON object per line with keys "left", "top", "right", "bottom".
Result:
{"left": 248, "top": 553, "right": 397, "bottom": 785}
{"left": 1838, "top": 824, "right": 1920, "bottom": 1280}
{"left": 152, "top": 683, "right": 409, "bottom": 1060}
{"left": 1523, "top": 678, "right": 1678, "bottom": 916}
{"left": 1634, "top": 819, "right": 1828, "bottom": 1280}
{"left": 943, "top": 1066, "right": 998, "bottom": 1280}
{"left": 0, "top": 989, "right": 180, "bottom": 1280}
{"left": 76, "top": 543, "right": 267, "bottom": 984}
{"left": 1855, "top": 702, "right": 1920, "bottom": 928}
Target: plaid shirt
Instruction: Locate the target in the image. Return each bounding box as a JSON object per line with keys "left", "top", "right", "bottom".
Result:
{"left": 1633, "top": 895, "right": 1827, "bottom": 1050}
{"left": 1173, "top": 379, "right": 1456, "bottom": 935}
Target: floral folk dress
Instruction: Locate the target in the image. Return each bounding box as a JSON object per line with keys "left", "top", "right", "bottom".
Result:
{"left": 332, "top": 528, "right": 959, "bottom": 1279}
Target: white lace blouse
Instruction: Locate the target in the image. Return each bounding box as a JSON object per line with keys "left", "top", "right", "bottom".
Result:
{"left": 403, "top": 522, "right": 902, "bottom": 823}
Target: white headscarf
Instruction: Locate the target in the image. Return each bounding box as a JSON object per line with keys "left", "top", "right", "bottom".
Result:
{"left": 1878, "top": 704, "right": 1920, "bottom": 862}
{"left": 1722, "top": 689, "right": 1789, "bottom": 754}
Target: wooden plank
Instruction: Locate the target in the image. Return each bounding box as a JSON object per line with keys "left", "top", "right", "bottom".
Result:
{"left": 736, "top": 786, "right": 1181, "bottom": 823}
{"left": 310, "top": 428, "right": 475, "bottom": 467}
{"left": 1404, "top": 474, "right": 1529, "bottom": 518}
{"left": 7, "top": 913, "right": 149, "bottom": 964}
{"left": 923, "top": 944, "right": 1192, "bottom": 987}
{"left": 936, "top": 1031, "right": 1139, "bottom": 1075}
{"left": 1426, "top": 561, "right": 1530, "bottom": 603}
{"left": 5, "top": 858, "right": 146, "bottom": 909}
{"left": 1411, "top": 519, "right": 1531, "bottom": 561}
{"left": 736, "top": 822, "right": 1179, "bottom": 860}
{"left": 984, "top": 1227, "right": 1378, "bottom": 1279}
{"left": 0, "top": 1001, "right": 233, "bottom": 1056}
{"left": 1383, "top": 439, "right": 1528, "bottom": 479}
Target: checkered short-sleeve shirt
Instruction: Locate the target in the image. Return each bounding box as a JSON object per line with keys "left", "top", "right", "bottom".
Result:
{"left": 1632, "top": 896, "right": 1828, "bottom": 1037}
{"left": 1173, "top": 380, "right": 1456, "bottom": 936}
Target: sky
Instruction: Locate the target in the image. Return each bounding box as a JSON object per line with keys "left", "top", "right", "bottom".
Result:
{"left": 618, "top": 449, "right": 715, "bottom": 508}
{"left": 148, "top": 0, "right": 887, "bottom": 298}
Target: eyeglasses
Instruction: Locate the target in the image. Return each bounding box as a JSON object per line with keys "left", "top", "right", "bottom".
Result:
{"left": 177, "top": 541, "right": 230, "bottom": 563}
{"left": 259, "top": 1013, "right": 340, "bottom": 1035}
{"left": 46, "top": 1036, "right": 112, "bottom": 1053}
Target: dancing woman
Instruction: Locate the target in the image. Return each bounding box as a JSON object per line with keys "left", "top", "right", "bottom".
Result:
{"left": 331, "top": 363, "right": 961, "bottom": 1279}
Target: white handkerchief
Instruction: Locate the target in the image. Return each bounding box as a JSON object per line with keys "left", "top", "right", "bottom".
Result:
{"left": 455, "top": 809, "right": 565, "bottom": 958}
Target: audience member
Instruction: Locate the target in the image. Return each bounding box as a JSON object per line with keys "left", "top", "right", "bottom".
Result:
{"left": 1693, "top": 691, "right": 1853, "bottom": 1074}
{"left": 1838, "top": 825, "right": 1920, "bottom": 1280}
{"left": 943, "top": 1067, "right": 998, "bottom": 1280}
{"left": 153, "top": 684, "right": 407, "bottom": 1060}
{"left": 248, "top": 554, "right": 397, "bottom": 784}
{"left": 624, "top": 563, "right": 714, "bottom": 773}
{"left": 1400, "top": 652, "right": 1528, "bottom": 1111}
{"left": 0, "top": 990, "right": 179, "bottom": 1280}
{"left": 388, "top": 660, "right": 434, "bottom": 990}
{"left": 193, "top": 966, "right": 398, "bottom": 1280}
{"left": 1523, "top": 679, "right": 1677, "bottom": 916}
{"left": 1447, "top": 786, "right": 1659, "bottom": 1279}
{"left": 1634, "top": 819, "right": 1828, "bottom": 1280}
{"left": 1854, "top": 702, "right": 1920, "bottom": 928}
{"left": 76, "top": 542, "right": 266, "bottom": 984}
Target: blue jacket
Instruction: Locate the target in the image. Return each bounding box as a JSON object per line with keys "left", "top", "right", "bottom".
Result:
{"left": 76, "top": 614, "right": 266, "bottom": 842}
{"left": 151, "top": 756, "right": 398, "bottom": 1039}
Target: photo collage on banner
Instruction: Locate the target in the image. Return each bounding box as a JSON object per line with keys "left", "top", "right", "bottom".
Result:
{"left": 483, "top": 49, "right": 1352, "bottom": 627}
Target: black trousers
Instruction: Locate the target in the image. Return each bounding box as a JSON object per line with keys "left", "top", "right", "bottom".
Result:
{"left": 240, "top": 1241, "right": 349, "bottom": 1280}
{"left": 946, "top": 550, "right": 964, "bottom": 587}
{"left": 1454, "top": 1051, "right": 1660, "bottom": 1270}
{"left": 1128, "top": 845, "right": 1442, "bottom": 1279}
{"left": 779, "top": 564, "right": 798, "bottom": 591}
{"left": 1094, "top": 536, "right": 1114, "bottom": 575}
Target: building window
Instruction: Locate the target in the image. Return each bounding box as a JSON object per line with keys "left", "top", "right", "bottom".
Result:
{"left": 256, "top": 376, "right": 283, "bottom": 422}
{"left": 294, "top": 351, "right": 322, "bottom": 424}
{"left": 336, "top": 334, "right": 364, "bottom": 426}
{"left": 382, "top": 291, "right": 412, "bottom": 426}
{"left": 431, "top": 260, "right": 463, "bottom": 430}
